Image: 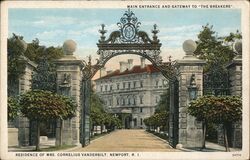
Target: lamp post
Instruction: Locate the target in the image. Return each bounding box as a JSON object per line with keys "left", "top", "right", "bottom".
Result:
{"left": 188, "top": 74, "right": 198, "bottom": 100}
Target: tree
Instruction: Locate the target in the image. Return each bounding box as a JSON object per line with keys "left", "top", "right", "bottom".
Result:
{"left": 188, "top": 95, "right": 242, "bottom": 151}
{"left": 19, "top": 90, "right": 77, "bottom": 150}
{"left": 195, "top": 24, "right": 241, "bottom": 96}
{"left": 143, "top": 90, "right": 170, "bottom": 132}
{"left": 24, "top": 38, "right": 63, "bottom": 64}
{"left": 195, "top": 24, "right": 237, "bottom": 66}
{"left": 155, "top": 90, "right": 170, "bottom": 114}
{"left": 8, "top": 97, "right": 20, "bottom": 121}
{"left": 143, "top": 111, "right": 168, "bottom": 131}
{"left": 8, "top": 34, "right": 64, "bottom": 95}
{"left": 7, "top": 34, "right": 27, "bottom": 96}
{"left": 31, "top": 57, "right": 57, "bottom": 92}
{"left": 90, "top": 88, "right": 122, "bottom": 133}
{"left": 90, "top": 91, "right": 105, "bottom": 129}
{"left": 188, "top": 96, "right": 212, "bottom": 149}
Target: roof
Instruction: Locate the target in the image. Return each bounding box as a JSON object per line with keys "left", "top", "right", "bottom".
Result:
{"left": 96, "top": 64, "right": 161, "bottom": 80}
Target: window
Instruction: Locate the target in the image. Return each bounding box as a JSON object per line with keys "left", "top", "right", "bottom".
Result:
{"left": 140, "top": 96, "right": 143, "bottom": 104}
{"left": 140, "top": 108, "right": 143, "bottom": 113}
{"left": 122, "top": 98, "right": 125, "bottom": 105}
{"left": 133, "top": 81, "right": 136, "bottom": 88}
{"left": 117, "top": 83, "right": 120, "bottom": 90}
{"left": 110, "top": 85, "right": 113, "bottom": 91}
{"left": 155, "top": 80, "right": 159, "bottom": 87}
{"left": 128, "top": 82, "right": 131, "bottom": 89}
{"left": 128, "top": 97, "right": 131, "bottom": 105}
{"left": 123, "top": 82, "right": 126, "bottom": 89}
{"left": 140, "top": 81, "right": 143, "bottom": 88}
{"left": 155, "top": 96, "right": 159, "bottom": 103}
{"left": 109, "top": 99, "right": 112, "bottom": 106}
{"left": 140, "top": 118, "right": 143, "bottom": 125}
{"left": 133, "top": 97, "right": 136, "bottom": 105}
{"left": 100, "top": 86, "right": 103, "bottom": 92}
{"left": 116, "top": 98, "right": 119, "bottom": 105}
{"left": 105, "top": 85, "right": 108, "bottom": 91}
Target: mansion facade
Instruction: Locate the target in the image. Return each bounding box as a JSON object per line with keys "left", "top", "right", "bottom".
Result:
{"left": 94, "top": 57, "right": 168, "bottom": 129}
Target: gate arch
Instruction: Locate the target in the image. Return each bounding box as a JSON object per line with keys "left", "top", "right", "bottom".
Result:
{"left": 80, "top": 9, "right": 179, "bottom": 147}
{"left": 82, "top": 9, "right": 177, "bottom": 81}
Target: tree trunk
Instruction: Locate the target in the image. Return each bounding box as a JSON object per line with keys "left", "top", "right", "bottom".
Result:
{"left": 202, "top": 121, "right": 207, "bottom": 149}
{"left": 223, "top": 123, "right": 230, "bottom": 152}
{"left": 59, "top": 119, "right": 63, "bottom": 146}
{"left": 36, "top": 121, "right": 40, "bottom": 151}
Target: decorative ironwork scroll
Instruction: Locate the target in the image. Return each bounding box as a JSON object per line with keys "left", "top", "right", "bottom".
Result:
{"left": 203, "top": 71, "right": 230, "bottom": 96}
{"left": 82, "top": 9, "right": 177, "bottom": 81}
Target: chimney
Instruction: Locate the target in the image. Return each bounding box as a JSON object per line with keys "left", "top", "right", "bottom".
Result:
{"left": 128, "top": 59, "right": 133, "bottom": 70}
{"left": 120, "top": 61, "right": 128, "bottom": 72}
{"left": 140, "top": 57, "right": 145, "bottom": 68}
{"left": 100, "top": 67, "right": 107, "bottom": 77}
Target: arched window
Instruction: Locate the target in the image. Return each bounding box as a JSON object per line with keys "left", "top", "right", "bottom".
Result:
{"left": 116, "top": 98, "right": 119, "bottom": 105}
{"left": 155, "top": 80, "right": 159, "bottom": 87}
{"left": 133, "top": 97, "right": 136, "bottom": 105}
{"left": 128, "top": 97, "right": 131, "bottom": 105}
{"left": 133, "top": 81, "right": 136, "bottom": 88}
{"left": 140, "top": 81, "right": 143, "bottom": 88}
{"left": 155, "top": 96, "right": 159, "bottom": 103}
{"left": 122, "top": 98, "right": 125, "bottom": 105}
{"left": 140, "top": 96, "right": 143, "bottom": 104}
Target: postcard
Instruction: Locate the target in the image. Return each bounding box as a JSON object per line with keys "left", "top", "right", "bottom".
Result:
{"left": 0, "top": 0, "right": 249, "bottom": 160}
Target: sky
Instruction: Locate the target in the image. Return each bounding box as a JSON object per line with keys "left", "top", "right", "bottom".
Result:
{"left": 8, "top": 8, "right": 241, "bottom": 76}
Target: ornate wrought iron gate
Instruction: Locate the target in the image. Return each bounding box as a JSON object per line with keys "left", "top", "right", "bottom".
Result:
{"left": 81, "top": 9, "right": 178, "bottom": 147}
{"left": 81, "top": 79, "right": 91, "bottom": 146}
{"left": 168, "top": 80, "right": 179, "bottom": 147}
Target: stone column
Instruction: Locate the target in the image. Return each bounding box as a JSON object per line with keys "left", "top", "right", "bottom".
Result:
{"left": 226, "top": 41, "right": 242, "bottom": 148}
{"left": 176, "top": 40, "right": 206, "bottom": 148}
{"left": 18, "top": 59, "right": 37, "bottom": 146}
{"left": 54, "top": 40, "right": 84, "bottom": 146}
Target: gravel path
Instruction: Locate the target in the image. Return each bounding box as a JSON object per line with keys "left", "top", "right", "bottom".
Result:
{"left": 73, "top": 129, "right": 178, "bottom": 152}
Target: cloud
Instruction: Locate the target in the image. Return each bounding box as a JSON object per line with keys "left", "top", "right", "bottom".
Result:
{"left": 160, "top": 24, "right": 201, "bottom": 34}
{"left": 36, "top": 30, "right": 64, "bottom": 40}
{"left": 217, "top": 27, "right": 241, "bottom": 37}
{"left": 156, "top": 24, "right": 201, "bottom": 48}
{"left": 32, "top": 16, "right": 79, "bottom": 27}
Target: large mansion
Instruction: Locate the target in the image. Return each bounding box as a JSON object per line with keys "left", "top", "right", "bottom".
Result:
{"left": 94, "top": 57, "right": 168, "bottom": 129}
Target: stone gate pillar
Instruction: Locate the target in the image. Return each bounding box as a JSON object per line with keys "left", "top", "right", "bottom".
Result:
{"left": 17, "top": 58, "right": 37, "bottom": 146}
{"left": 176, "top": 40, "right": 206, "bottom": 148}
{"left": 226, "top": 41, "right": 242, "bottom": 148}
{"left": 54, "top": 40, "right": 84, "bottom": 146}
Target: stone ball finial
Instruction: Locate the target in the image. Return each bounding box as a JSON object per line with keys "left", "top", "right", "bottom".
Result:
{"left": 234, "top": 40, "right": 242, "bottom": 55}
{"left": 13, "top": 34, "right": 27, "bottom": 52}
{"left": 63, "top": 39, "right": 77, "bottom": 55}
{"left": 20, "top": 39, "right": 28, "bottom": 52}
{"left": 183, "top": 39, "right": 197, "bottom": 55}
